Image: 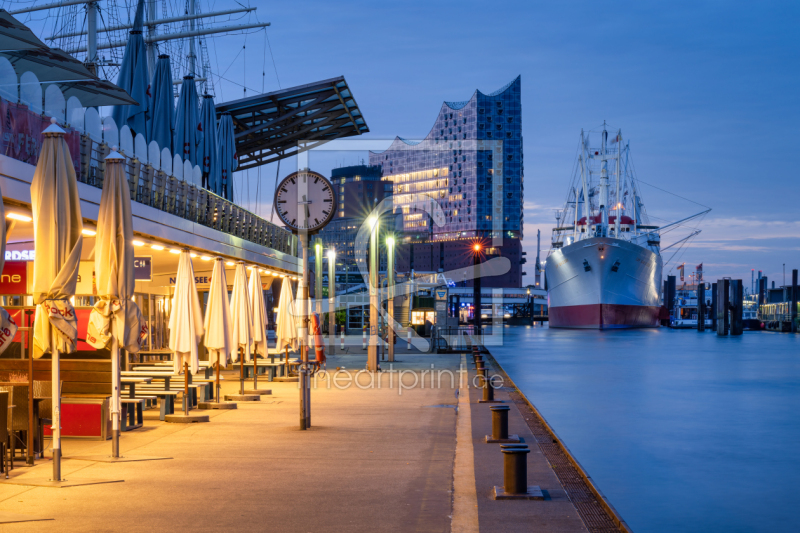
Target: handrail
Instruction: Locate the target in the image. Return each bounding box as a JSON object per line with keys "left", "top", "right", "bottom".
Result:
{"left": 78, "top": 135, "right": 295, "bottom": 255}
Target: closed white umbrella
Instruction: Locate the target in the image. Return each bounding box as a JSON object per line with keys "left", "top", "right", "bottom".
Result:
{"left": 169, "top": 250, "right": 204, "bottom": 378}
{"left": 203, "top": 257, "right": 231, "bottom": 402}
{"left": 0, "top": 191, "right": 18, "bottom": 355}
{"left": 249, "top": 269, "right": 268, "bottom": 358}
{"left": 275, "top": 277, "right": 299, "bottom": 376}
{"left": 91, "top": 148, "right": 145, "bottom": 458}
{"left": 248, "top": 269, "right": 269, "bottom": 391}
{"left": 31, "top": 118, "right": 84, "bottom": 482}
{"left": 229, "top": 262, "right": 252, "bottom": 394}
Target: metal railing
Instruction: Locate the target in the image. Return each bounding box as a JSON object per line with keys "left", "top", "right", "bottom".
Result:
{"left": 78, "top": 135, "right": 295, "bottom": 255}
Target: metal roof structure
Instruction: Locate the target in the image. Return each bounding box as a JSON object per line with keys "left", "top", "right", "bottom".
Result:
{"left": 216, "top": 76, "right": 368, "bottom": 171}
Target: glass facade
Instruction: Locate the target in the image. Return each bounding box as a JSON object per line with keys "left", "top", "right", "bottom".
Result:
{"left": 369, "top": 76, "right": 523, "bottom": 241}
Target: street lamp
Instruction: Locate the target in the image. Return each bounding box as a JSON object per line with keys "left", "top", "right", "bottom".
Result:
{"left": 473, "top": 242, "right": 482, "bottom": 337}
{"left": 386, "top": 235, "right": 395, "bottom": 362}
{"left": 327, "top": 248, "right": 336, "bottom": 354}
{"left": 368, "top": 215, "right": 380, "bottom": 371}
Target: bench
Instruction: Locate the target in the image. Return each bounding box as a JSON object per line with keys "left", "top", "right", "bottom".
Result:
{"left": 120, "top": 398, "right": 149, "bottom": 430}
{"left": 0, "top": 359, "right": 114, "bottom": 440}
{"left": 137, "top": 383, "right": 202, "bottom": 408}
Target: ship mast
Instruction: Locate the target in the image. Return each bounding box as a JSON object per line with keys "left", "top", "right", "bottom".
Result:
{"left": 598, "top": 124, "right": 609, "bottom": 237}
{"left": 579, "top": 129, "right": 589, "bottom": 240}
{"left": 615, "top": 129, "right": 621, "bottom": 238}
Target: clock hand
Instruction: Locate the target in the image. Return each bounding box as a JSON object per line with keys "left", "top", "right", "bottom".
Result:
{"left": 302, "top": 195, "right": 310, "bottom": 219}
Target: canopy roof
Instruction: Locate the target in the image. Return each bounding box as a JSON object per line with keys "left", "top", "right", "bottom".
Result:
{"left": 0, "top": 9, "right": 47, "bottom": 50}
{"left": 0, "top": 10, "right": 136, "bottom": 107}
{"left": 216, "top": 76, "right": 368, "bottom": 170}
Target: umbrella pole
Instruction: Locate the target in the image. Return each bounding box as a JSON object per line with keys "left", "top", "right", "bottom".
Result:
{"left": 239, "top": 347, "right": 244, "bottom": 395}
{"left": 27, "top": 328, "right": 34, "bottom": 466}
{"left": 184, "top": 361, "right": 189, "bottom": 416}
{"left": 51, "top": 330, "right": 61, "bottom": 482}
{"left": 216, "top": 360, "right": 220, "bottom": 403}
{"left": 111, "top": 336, "right": 120, "bottom": 458}
{"left": 253, "top": 351, "right": 258, "bottom": 390}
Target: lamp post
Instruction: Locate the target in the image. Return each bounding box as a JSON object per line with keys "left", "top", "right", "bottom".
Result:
{"left": 387, "top": 235, "right": 395, "bottom": 362}
{"left": 327, "top": 248, "right": 336, "bottom": 355}
{"left": 367, "top": 215, "right": 379, "bottom": 371}
{"left": 473, "top": 242, "right": 482, "bottom": 341}
{"left": 314, "top": 238, "right": 323, "bottom": 317}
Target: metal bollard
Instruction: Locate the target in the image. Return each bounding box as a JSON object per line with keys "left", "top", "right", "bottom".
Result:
{"left": 483, "top": 376, "right": 495, "bottom": 402}
{"left": 362, "top": 328, "right": 367, "bottom": 349}
{"left": 501, "top": 444, "right": 530, "bottom": 495}
{"left": 490, "top": 405, "right": 510, "bottom": 440}
{"left": 341, "top": 330, "right": 345, "bottom": 350}
{"left": 473, "top": 354, "right": 483, "bottom": 368}
{"left": 476, "top": 359, "right": 485, "bottom": 377}
{"left": 407, "top": 328, "right": 412, "bottom": 350}
{"left": 486, "top": 405, "right": 520, "bottom": 443}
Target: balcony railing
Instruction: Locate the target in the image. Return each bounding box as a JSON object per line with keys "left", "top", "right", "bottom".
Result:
{"left": 78, "top": 136, "right": 295, "bottom": 255}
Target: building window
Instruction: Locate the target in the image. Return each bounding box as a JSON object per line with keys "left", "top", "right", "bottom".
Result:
{"left": 487, "top": 132, "right": 493, "bottom": 138}
{"left": 478, "top": 108, "right": 484, "bottom": 114}
{"left": 506, "top": 131, "right": 512, "bottom": 138}
{"left": 496, "top": 124, "right": 502, "bottom": 130}
{"left": 507, "top": 117, "right": 513, "bottom": 123}
{"left": 478, "top": 124, "right": 484, "bottom": 130}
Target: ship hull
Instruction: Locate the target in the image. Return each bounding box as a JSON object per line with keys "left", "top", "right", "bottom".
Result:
{"left": 546, "top": 237, "right": 663, "bottom": 329}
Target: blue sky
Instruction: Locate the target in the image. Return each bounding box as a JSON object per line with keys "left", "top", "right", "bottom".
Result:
{"left": 20, "top": 0, "right": 800, "bottom": 287}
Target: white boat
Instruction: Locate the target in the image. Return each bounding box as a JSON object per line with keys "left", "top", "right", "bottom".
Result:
{"left": 670, "top": 283, "right": 712, "bottom": 329}
{"left": 546, "top": 125, "right": 665, "bottom": 329}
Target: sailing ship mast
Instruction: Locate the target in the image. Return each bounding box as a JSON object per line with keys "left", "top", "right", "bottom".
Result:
{"left": 12, "top": 0, "right": 269, "bottom": 87}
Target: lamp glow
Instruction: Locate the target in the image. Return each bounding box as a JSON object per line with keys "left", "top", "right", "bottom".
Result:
{"left": 169, "top": 249, "right": 181, "bottom": 254}
{"left": 81, "top": 228, "right": 96, "bottom": 236}
{"left": 473, "top": 243, "right": 481, "bottom": 252}
{"left": 132, "top": 240, "right": 145, "bottom": 247}
{"left": 151, "top": 244, "right": 165, "bottom": 251}
{"left": 7, "top": 213, "right": 32, "bottom": 222}
{"left": 327, "top": 250, "right": 336, "bottom": 260}
{"left": 386, "top": 236, "right": 395, "bottom": 247}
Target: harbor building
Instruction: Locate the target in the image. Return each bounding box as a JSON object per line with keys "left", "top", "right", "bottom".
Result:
{"left": 368, "top": 76, "right": 526, "bottom": 288}
{"left": 316, "top": 164, "right": 393, "bottom": 273}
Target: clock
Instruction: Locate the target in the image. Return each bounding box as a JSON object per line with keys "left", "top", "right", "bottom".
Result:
{"left": 273, "top": 170, "right": 337, "bottom": 234}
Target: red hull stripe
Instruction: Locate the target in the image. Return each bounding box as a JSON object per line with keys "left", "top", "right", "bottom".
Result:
{"left": 550, "top": 304, "right": 661, "bottom": 329}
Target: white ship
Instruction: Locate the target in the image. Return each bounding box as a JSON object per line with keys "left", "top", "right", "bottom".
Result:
{"left": 545, "top": 125, "right": 664, "bottom": 329}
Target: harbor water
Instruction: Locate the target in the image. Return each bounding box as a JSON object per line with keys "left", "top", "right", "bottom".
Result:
{"left": 490, "top": 325, "right": 800, "bottom": 533}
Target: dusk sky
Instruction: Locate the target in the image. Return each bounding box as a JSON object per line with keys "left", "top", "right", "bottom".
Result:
{"left": 219, "top": 0, "right": 798, "bottom": 288}
{"left": 22, "top": 0, "right": 800, "bottom": 287}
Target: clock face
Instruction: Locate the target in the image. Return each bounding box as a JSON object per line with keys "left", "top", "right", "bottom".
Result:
{"left": 274, "top": 170, "right": 337, "bottom": 233}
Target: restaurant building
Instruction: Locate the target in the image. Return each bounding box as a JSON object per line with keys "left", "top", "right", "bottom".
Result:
{"left": 0, "top": 13, "right": 370, "bottom": 358}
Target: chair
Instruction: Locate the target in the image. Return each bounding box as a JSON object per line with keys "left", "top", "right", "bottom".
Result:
{"left": 0, "top": 391, "right": 9, "bottom": 478}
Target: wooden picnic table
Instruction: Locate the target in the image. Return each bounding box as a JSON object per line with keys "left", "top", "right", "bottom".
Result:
{"left": 121, "top": 376, "right": 152, "bottom": 399}
{"left": 121, "top": 371, "right": 177, "bottom": 391}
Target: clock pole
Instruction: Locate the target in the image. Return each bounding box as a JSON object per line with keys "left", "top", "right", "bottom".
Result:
{"left": 299, "top": 230, "right": 310, "bottom": 430}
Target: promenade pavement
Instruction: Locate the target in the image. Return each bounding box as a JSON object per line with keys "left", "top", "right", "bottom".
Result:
{"left": 0, "top": 351, "right": 588, "bottom": 532}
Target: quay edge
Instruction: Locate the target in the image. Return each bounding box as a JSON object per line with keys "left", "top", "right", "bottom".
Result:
{"left": 483, "top": 348, "right": 634, "bottom": 533}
